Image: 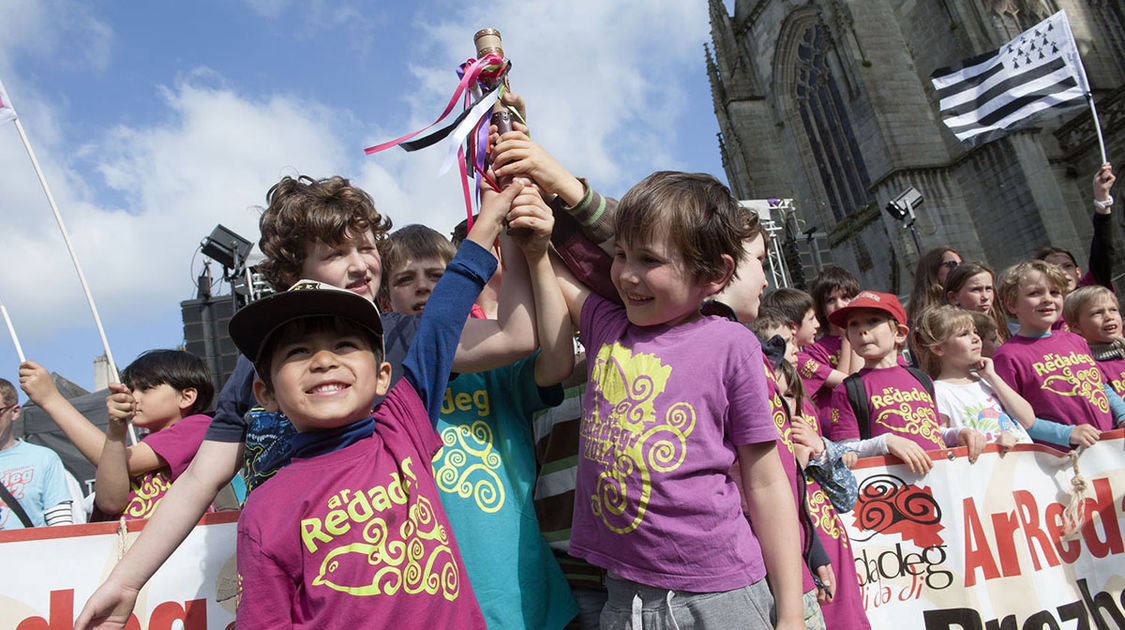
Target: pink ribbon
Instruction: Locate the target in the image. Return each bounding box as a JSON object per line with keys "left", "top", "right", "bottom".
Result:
{"left": 364, "top": 54, "right": 506, "bottom": 155}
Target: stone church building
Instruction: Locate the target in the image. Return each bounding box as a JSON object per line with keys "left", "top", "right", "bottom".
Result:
{"left": 707, "top": 0, "right": 1125, "bottom": 294}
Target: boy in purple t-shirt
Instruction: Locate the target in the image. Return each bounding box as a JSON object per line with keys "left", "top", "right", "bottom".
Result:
{"left": 1065, "top": 285, "right": 1125, "bottom": 397}
{"left": 19, "top": 350, "right": 217, "bottom": 520}
{"left": 553, "top": 172, "right": 804, "bottom": 629}
{"left": 798, "top": 267, "right": 861, "bottom": 423}
{"left": 993, "top": 261, "right": 1117, "bottom": 436}
{"left": 825, "top": 292, "right": 984, "bottom": 474}
{"left": 229, "top": 182, "right": 524, "bottom": 630}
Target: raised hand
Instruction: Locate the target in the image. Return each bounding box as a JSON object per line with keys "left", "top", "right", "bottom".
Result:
{"left": 506, "top": 185, "right": 554, "bottom": 259}
{"left": 1094, "top": 162, "right": 1115, "bottom": 208}
{"left": 18, "top": 360, "right": 60, "bottom": 405}
{"left": 105, "top": 383, "right": 137, "bottom": 427}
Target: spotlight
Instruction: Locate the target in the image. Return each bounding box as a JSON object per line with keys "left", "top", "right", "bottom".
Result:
{"left": 885, "top": 186, "right": 924, "bottom": 255}
{"left": 201, "top": 225, "right": 252, "bottom": 272}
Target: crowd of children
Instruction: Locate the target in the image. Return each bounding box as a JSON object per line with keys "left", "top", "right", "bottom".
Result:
{"left": 0, "top": 88, "right": 1119, "bottom": 629}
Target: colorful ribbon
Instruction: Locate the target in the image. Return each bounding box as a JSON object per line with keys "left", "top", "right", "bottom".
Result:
{"left": 365, "top": 55, "right": 512, "bottom": 229}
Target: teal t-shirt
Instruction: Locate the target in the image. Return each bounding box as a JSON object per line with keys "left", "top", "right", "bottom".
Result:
{"left": 432, "top": 354, "right": 577, "bottom": 630}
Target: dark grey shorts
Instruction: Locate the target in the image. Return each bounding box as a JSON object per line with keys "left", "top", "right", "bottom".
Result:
{"left": 599, "top": 572, "right": 775, "bottom": 630}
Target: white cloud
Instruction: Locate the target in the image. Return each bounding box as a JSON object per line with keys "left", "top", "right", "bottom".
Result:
{"left": 0, "top": 0, "right": 113, "bottom": 73}
{"left": 0, "top": 0, "right": 714, "bottom": 384}
{"left": 403, "top": 0, "right": 708, "bottom": 195}
{"left": 0, "top": 79, "right": 352, "bottom": 340}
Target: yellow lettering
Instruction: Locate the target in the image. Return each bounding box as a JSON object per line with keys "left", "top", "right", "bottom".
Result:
{"left": 441, "top": 388, "right": 454, "bottom": 415}
{"left": 324, "top": 509, "right": 350, "bottom": 536}
{"left": 389, "top": 473, "right": 408, "bottom": 505}
{"left": 455, "top": 392, "right": 472, "bottom": 411}
{"left": 347, "top": 488, "right": 374, "bottom": 522}
{"left": 473, "top": 389, "right": 490, "bottom": 417}
{"left": 301, "top": 517, "right": 333, "bottom": 553}
{"left": 368, "top": 485, "right": 391, "bottom": 511}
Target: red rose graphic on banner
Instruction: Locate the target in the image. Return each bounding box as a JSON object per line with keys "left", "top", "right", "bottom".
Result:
{"left": 851, "top": 474, "right": 945, "bottom": 548}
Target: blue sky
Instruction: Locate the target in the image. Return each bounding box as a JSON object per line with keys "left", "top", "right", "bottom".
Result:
{"left": 0, "top": 0, "right": 728, "bottom": 396}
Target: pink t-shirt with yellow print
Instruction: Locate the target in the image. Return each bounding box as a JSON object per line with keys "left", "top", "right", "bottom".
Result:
{"left": 993, "top": 332, "right": 1112, "bottom": 431}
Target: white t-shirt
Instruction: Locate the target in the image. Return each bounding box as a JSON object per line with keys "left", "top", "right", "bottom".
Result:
{"left": 933, "top": 379, "right": 1031, "bottom": 444}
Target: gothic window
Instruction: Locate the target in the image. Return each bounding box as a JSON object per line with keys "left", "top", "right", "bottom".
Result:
{"left": 794, "top": 23, "right": 873, "bottom": 221}
{"left": 987, "top": 0, "right": 1054, "bottom": 41}
{"left": 1089, "top": 0, "right": 1125, "bottom": 76}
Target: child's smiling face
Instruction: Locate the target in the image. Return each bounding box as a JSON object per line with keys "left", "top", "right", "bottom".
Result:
{"left": 297, "top": 230, "right": 382, "bottom": 301}
{"left": 612, "top": 229, "right": 729, "bottom": 328}
{"left": 258, "top": 322, "right": 391, "bottom": 432}
{"left": 1008, "top": 270, "right": 1064, "bottom": 335}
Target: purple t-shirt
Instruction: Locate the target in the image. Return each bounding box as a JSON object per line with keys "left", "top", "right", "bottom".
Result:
{"left": 236, "top": 380, "right": 486, "bottom": 630}
{"left": 826, "top": 366, "right": 945, "bottom": 450}
{"left": 571, "top": 294, "right": 777, "bottom": 592}
{"left": 93, "top": 414, "right": 212, "bottom": 521}
{"left": 799, "top": 336, "right": 842, "bottom": 418}
{"left": 1097, "top": 356, "right": 1125, "bottom": 397}
{"left": 769, "top": 364, "right": 870, "bottom": 628}
{"left": 992, "top": 332, "right": 1113, "bottom": 431}
{"left": 750, "top": 360, "right": 815, "bottom": 594}
{"left": 145, "top": 413, "right": 210, "bottom": 478}
{"left": 808, "top": 475, "right": 870, "bottom": 629}
{"left": 796, "top": 382, "right": 871, "bottom": 628}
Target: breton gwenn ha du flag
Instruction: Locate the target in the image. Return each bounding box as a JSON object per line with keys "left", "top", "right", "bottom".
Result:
{"left": 0, "top": 78, "right": 16, "bottom": 123}
{"left": 931, "top": 11, "right": 1089, "bottom": 145}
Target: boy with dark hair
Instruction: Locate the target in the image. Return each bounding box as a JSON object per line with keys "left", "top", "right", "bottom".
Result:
{"left": 825, "top": 291, "right": 984, "bottom": 474}
{"left": 0, "top": 377, "right": 72, "bottom": 529}
{"left": 799, "top": 267, "right": 862, "bottom": 420}
{"left": 20, "top": 350, "right": 217, "bottom": 519}
{"left": 761, "top": 288, "right": 820, "bottom": 351}
{"left": 231, "top": 182, "right": 523, "bottom": 629}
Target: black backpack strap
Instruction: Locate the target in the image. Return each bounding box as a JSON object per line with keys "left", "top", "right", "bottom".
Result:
{"left": 905, "top": 366, "right": 936, "bottom": 400}
{"left": 843, "top": 373, "right": 871, "bottom": 440}
{"left": 0, "top": 479, "right": 34, "bottom": 528}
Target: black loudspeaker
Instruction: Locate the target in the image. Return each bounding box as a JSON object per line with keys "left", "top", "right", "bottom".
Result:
{"left": 181, "top": 294, "right": 242, "bottom": 397}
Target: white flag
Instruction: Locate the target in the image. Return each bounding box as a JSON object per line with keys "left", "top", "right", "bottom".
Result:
{"left": 0, "top": 78, "right": 16, "bottom": 123}
{"left": 930, "top": 11, "right": 1089, "bottom": 145}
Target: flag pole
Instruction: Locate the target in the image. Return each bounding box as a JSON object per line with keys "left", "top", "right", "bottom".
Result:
{"left": 1086, "top": 93, "right": 1108, "bottom": 164}
{"left": 10, "top": 116, "right": 138, "bottom": 445}
{"left": 0, "top": 300, "right": 26, "bottom": 363}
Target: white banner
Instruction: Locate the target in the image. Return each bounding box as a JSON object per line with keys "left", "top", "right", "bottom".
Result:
{"left": 845, "top": 431, "right": 1125, "bottom": 629}
{"left": 0, "top": 512, "right": 237, "bottom": 630}
{"left": 2, "top": 435, "right": 1123, "bottom": 629}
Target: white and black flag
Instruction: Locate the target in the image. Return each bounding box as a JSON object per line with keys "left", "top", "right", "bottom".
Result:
{"left": 931, "top": 11, "right": 1090, "bottom": 145}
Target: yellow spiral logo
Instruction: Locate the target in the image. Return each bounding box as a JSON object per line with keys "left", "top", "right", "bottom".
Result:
{"left": 433, "top": 423, "right": 505, "bottom": 513}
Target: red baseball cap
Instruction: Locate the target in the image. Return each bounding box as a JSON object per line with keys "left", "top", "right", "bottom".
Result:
{"left": 828, "top": 290, "right": 908, "bottom": 328}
